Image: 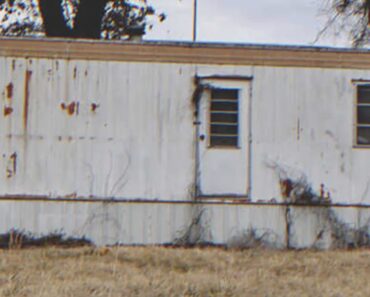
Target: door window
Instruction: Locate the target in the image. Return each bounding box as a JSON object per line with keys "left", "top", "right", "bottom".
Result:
{"left": 209, "top": 88, "right": 240, "bottom": 147}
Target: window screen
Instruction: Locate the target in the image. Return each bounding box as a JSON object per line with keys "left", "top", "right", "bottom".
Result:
{"left": 210, "top": 88, "right": 239, "bottom": 147}
{"left": 357, "top": 85, "right": 370, "bottom": 145}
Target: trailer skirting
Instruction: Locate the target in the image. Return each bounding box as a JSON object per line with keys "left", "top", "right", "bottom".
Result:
{"left": 1, "top": 198, "right": 369, "bottom": 249}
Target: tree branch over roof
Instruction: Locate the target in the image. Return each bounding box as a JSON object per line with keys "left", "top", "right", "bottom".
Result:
{"left": 318, "top": 0, "right": 370, "bottom": 47}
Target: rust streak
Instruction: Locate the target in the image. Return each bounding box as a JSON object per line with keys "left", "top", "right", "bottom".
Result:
{"left": 6, "top": 83, "right": 13, "bottom": 99}
{"left": 10, "top": 152, "right": 17, "bottom": 175}
{"left": 67, "top": 102, "right": 76, "bottom": 115}
{"left": 6, "top": 152, "right": 17, "bottom": 178}
{"left": 23, "top": 70, "right": 32, "bottom": 130}
{"left": 4, "top": 106, "right": 13, "bottom": 116}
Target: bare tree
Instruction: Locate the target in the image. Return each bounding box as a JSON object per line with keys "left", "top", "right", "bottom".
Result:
{"left": 317, "top": 0, "right": 370, "bottom": 47}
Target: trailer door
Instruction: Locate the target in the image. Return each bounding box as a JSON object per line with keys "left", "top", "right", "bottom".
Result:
{"left": 196, "top": 78, "right": 251, "bottom": 198}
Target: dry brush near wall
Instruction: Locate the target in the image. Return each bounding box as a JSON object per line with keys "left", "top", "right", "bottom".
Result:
{"left": 171, "top": 204, "right": 370, "bottom": 250}
{"left": 173, "top": 169, "right": 370, "bottom": 250}
{"left": 0, "top": 203, "right": 370, "bottom": 250}
{"left": 0, "top": 198, "right": 370, "bottom": 250}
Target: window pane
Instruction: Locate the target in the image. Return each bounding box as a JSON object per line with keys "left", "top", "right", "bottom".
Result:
{"left": 210, "top": 136, "right": 238, "bottom": 147}
{"left": 358, "top": 127, "right": 370, "bottom": 145}
{"left": 211, "top": 124, "right": 238, "bottom": 135}
{"left": 358, "top": 86, "right": 370, "bottom": 104}
{"left": 211, "top": 89, "right": 238, "bottom": 100}
{"left": 211, "top": 112, "right": 238, "bottom": 123}
{"left": 358, "top": 106, "right": 370, "bottom": 124}
{"left": 209, "top": 88, "right": 239, "bottom": 148}
{"left": 211, "top": 101, "right": 238, "bottom": 111}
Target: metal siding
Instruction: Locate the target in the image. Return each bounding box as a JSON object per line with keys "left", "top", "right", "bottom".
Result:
{"left": 203, "top": 204, "right": 286, "bottom": 247}
{"left": 1, "top": 57, "right": 370, "bottom": 203}
{"left": 0, "top": 200, "right": 369, "bottom": 248}
{"left": 0, "top": 200, "right": 288, "bottom": 247}
{"left": 250, "top": 67, "right": 370, "bottom": 203}
{"left": 0, "top": 58, "right": 196, "bottom": 200}
{"left": 195, "top": 65, "right": 370, "bottom": 204}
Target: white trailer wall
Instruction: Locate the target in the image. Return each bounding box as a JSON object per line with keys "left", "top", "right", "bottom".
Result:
{"left": 197, "top": 65, "right": 370, "bottom": 203}
{"left": 0, "top": 58, "right": 196, "bottom": 200}
{"left": 0, "top": 51, "right": 369, "bottom": 204}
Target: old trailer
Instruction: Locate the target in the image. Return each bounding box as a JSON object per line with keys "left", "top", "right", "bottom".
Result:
{"left": 0, "top": 38, "right": 370, "bottom": 248}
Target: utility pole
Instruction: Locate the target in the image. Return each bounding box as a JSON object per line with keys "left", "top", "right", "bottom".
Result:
{"left": 193, "top": 0, "right": 197, "bottom": 42}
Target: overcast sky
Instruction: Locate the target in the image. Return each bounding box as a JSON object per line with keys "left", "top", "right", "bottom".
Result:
{"left": 145, "top": 0, "right": 350, "bottom": 47}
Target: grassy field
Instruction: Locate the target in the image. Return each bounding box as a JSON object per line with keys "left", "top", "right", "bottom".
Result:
{"left": 0, "top": 246, "right": 369, "bottom": 296}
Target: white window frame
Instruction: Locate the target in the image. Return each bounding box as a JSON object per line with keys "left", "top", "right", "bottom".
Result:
{"left": 353, "top": 80, "right": 370, "bottom": 148}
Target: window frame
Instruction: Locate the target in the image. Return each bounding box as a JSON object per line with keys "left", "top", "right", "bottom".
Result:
{"left": 353, "top": 81, "right": 370, "bottom": 148}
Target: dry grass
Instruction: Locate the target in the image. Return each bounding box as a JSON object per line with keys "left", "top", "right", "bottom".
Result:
{"left": 0, "top": 246, "right": 369, "bottom": 296}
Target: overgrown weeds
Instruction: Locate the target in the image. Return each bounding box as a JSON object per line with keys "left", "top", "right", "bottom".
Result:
{"left": 0, "top": 247, "right": 370, "bottom": 297}
{"left": 0, "top": 229, "right": 92, "bottom": 249}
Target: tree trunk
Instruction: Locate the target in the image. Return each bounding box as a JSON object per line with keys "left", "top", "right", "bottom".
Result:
{"left": 73, "top": 0, "right": 107, "bottom": 39}
{"left": 38, "top": 0, "right": 107, "bottom": 39}
{"left": 38, "top": 0, "right": 73, "bottom": 37}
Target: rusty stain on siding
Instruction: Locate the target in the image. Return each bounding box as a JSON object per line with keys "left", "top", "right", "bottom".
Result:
{"left": 6, "top": 152, "right": 17, "bottom": 178}
{"left": 4, "top": 106, "right": 13, "bottom": 116}
{"left": 61, "top": 101, "right": 79, "bottom": 116}
{"left": 6, "top": 83, "right": 13, "bottom": 99}
{"left": 91, "top": 103, "right": 99, "bottom": 112}
{"left": 23, "top": 70, "right": 32, "bottom": 130}
{"left": 280, "top": 179, "right": 293, "bottom": 199}
{"left": 4, "top": 83, "right": 13, "bottom": 116}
